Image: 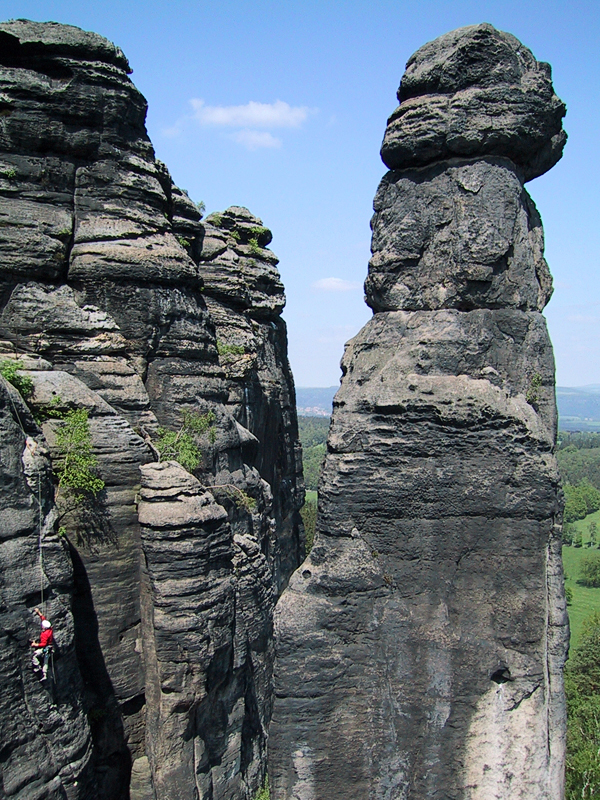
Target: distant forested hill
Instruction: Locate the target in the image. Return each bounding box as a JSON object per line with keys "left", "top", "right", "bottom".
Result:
{"left": 556, "top": 386, "right": 600, "bottom": 431}
{"left": 296, "top": 387, "right": 337, "bottom": 417}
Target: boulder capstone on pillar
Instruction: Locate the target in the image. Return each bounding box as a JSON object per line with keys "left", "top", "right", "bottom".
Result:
{"left": 270, "top": 24, "right": 568, "bottom": 800}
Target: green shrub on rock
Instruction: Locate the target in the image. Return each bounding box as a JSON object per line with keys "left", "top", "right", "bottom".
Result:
{"left": 0, "top": 359, "right": 33, "bottom": 400}
{"left": 55, "top": 408, "right": 105, "bottom": 502}
{"left": 253, "top": 776, "right": 269, "bottom": 800}
{"left": 155, "top": 410, "right": 216, "bottom": 472}
{"left": 54, "top": 407, "right": 108, "bottom": 543}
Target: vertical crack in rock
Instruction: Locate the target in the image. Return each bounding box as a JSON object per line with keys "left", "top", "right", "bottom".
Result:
{"left": 0, "top": 19, "right": 303, "bottom": 799}
{"left": 271, "top": 23, "right": 568, "bottom": 800}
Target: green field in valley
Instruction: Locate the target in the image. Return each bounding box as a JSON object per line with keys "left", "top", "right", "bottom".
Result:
{"left": 563, "top": 507, "right": 600, "bottom": 649}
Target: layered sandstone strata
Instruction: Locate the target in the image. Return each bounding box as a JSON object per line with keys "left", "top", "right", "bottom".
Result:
{"left": 0, "top": 20, "right": 302, "bottom": 799}
{"left": 0, "top": 374, "right": 94, "bottom": 797}
{"left": 271, "top": 24, "right": 568, "bottom": 800}
{"left": 200, "top": 206, "right": 304, "bottom": 591}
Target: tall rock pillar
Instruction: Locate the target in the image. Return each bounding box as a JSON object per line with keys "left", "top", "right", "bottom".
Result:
{"left": 271, "top": 24, "right": 568, "bottom": 800}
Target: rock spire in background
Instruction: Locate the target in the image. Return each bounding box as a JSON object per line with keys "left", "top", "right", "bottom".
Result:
{"left": 0, "top": 19, "right": 303, "bottom": 800}
{"left": 271, "top": 23, "right": 568, "bottom": 800}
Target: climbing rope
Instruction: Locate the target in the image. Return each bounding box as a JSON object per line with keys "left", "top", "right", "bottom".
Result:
{"left": 38, "top": 462, "right": 44, "bottom": 613}
{"left": 4, "top": 370, "right": 47, "bottom": 613}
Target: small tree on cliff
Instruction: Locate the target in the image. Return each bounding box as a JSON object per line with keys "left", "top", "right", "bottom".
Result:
{"left": 54, "top": 407, "right": 107, "bottom": 542}
{"left": 154, "top": 410, "right": 216, "bottom": 472}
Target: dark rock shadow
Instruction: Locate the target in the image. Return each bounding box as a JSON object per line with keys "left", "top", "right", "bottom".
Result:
{"left": 69, "top": 540, "right": 132, "bottom": 800}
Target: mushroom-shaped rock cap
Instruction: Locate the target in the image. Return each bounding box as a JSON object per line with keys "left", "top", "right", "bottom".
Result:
{"left": 381, "top": 23, "right": 566, "bottom": 182}
{"left": 0, "top": 19, "right": 131, "bottom": 71}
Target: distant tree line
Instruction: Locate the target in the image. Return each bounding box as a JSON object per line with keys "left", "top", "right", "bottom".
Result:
{"left": 298, "top": 416, "right": 329, "bottom": 491}
{"left": 564, "top": 481, "right": 600, "bottom": 523}
{"left": 298, "top": 417, "right": 329, "bottom": 555}
{"left": 558, "top": 430, "right": 600, "bottom": 794}
{"left": 566, "top": 613, "right": 600, "bottom": 798}
{"left": 557, "top": 437, "right": 600, "bottom": 529}
{"left": 558, "top": 431, "right": 600, "bottom": 451}
{"left": 559, "top": 446, "right": 600, "bottom": 499}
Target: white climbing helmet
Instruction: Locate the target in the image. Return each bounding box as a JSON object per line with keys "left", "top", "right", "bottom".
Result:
{"left": 41, "top": 620, "right": 51, "bottom": 629}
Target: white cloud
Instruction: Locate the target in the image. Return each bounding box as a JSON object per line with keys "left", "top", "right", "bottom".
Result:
{"left": 567, "top": 314, "right": 600, "bottom": 323}
{"left": 229, "top": 129, "right": 282, "bottom": 150}
{"left": 162, "top": 122, "right": 185, "bottom": 138}
{"left": 191, "top": 99, "right": 314, "bottom": 129}
{"left": 313, "top": 277, "right": 362, "bottom": 292}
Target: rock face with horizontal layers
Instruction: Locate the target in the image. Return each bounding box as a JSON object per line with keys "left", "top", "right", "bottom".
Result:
{"left": 0, "top": 19, "right": 302, "bottom": 800}
{"left": 0, "top": 375, "right": 95, "bottom": 797}
{"left": 271, "top": 23, "right": 568, "bottom": 800}
{"left": 200, "top": 206, "right": 304, "bottom": 592}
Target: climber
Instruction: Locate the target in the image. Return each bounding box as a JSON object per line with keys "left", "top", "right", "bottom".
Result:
{"left": 31, "top": 607, "right": 53, "bottom": 680}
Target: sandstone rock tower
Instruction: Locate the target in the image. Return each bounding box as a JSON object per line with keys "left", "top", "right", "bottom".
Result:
{"left": 271, "top": 24, "right": 568, "bottom": 799}
{"left": 0, "top": 20, "right": 303, "bottom": 799}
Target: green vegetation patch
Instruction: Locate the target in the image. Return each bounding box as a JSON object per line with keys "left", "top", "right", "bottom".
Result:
{"left": 54, "top": 407, "right": 107, "bottom": 540}
{"left": 579, "top": 552, "right": 600, "bottom": 587}
{"left": 211, "top": 483, "right": 257, "bottom": 513}
{"left": 155, "top": 410, "right": 216, "bottom": 472}
{"left": 298, "top": 417, "right": 329, "bottom": 492}
{"left": 565, "top": 480, "right": 600, "bottom": 523}
{"left": 0, "top": 359, "right": 33, "bottom": 400}
{"left": 248, "top": 236, "right": 262, "bottom": 255}
{"left": 253, "top": 776, "right": 269, "bottom": 800}
{"left": 565, "top": 612, "right": 600, "bottom": 798}
{"left": 301, "top": 495, "right": 316, "bottom": 556}
{"left": 217, "top": 341, "right": 245, "bottom": 358}
{"left": 563, "top": 511, "right": 600, "bottom": 648}
{"left": 558, "top": 440, "right": 600, "bottom": 494}
{"left": 55, "top": 408, "right": 105, "bottom": 501}
{"left": 526, "top": 372, "right": 543, "bottom": 406}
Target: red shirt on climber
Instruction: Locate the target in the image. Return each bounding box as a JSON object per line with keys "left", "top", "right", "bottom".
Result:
{"left": 39, "top": 623, "right": 53, "bottom": 648}
{"left": 32, "top": 608, "right": 53, "bottom": 648}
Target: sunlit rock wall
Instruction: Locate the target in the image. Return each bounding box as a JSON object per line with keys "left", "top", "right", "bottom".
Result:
{"left": 0, "top": 19, "right": 302, "bottom": 800}
{"left": 271, "top": 23, "right": 568, "bottom": 800}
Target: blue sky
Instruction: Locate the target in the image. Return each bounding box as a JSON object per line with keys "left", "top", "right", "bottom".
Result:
{"left": 3, "top": 0, "right": 599, "bottom": 387}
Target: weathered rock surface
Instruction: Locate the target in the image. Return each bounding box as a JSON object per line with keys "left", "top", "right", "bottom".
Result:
{"left": 380, "top": 23, "right": 566, "bottom": 182}
{"left": 366, "top": 159, "right": 553, "bottom": 313}
{"left": 271, "top": 24, "right": 568, "bottom": 800}
{"left": 139, "top": 460, "right": 276, "bottom": 799}
{"left": 0, "top": 375, "right": 95, "bottom": 798}
{"left": 0, "top": 19, "right": 302, "bottom": 800}
{"left": 201, "top": 207, "right": 304, "bottom": 592}
{"left": 24, "top": 366, "right": 153, "bottom": 799}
